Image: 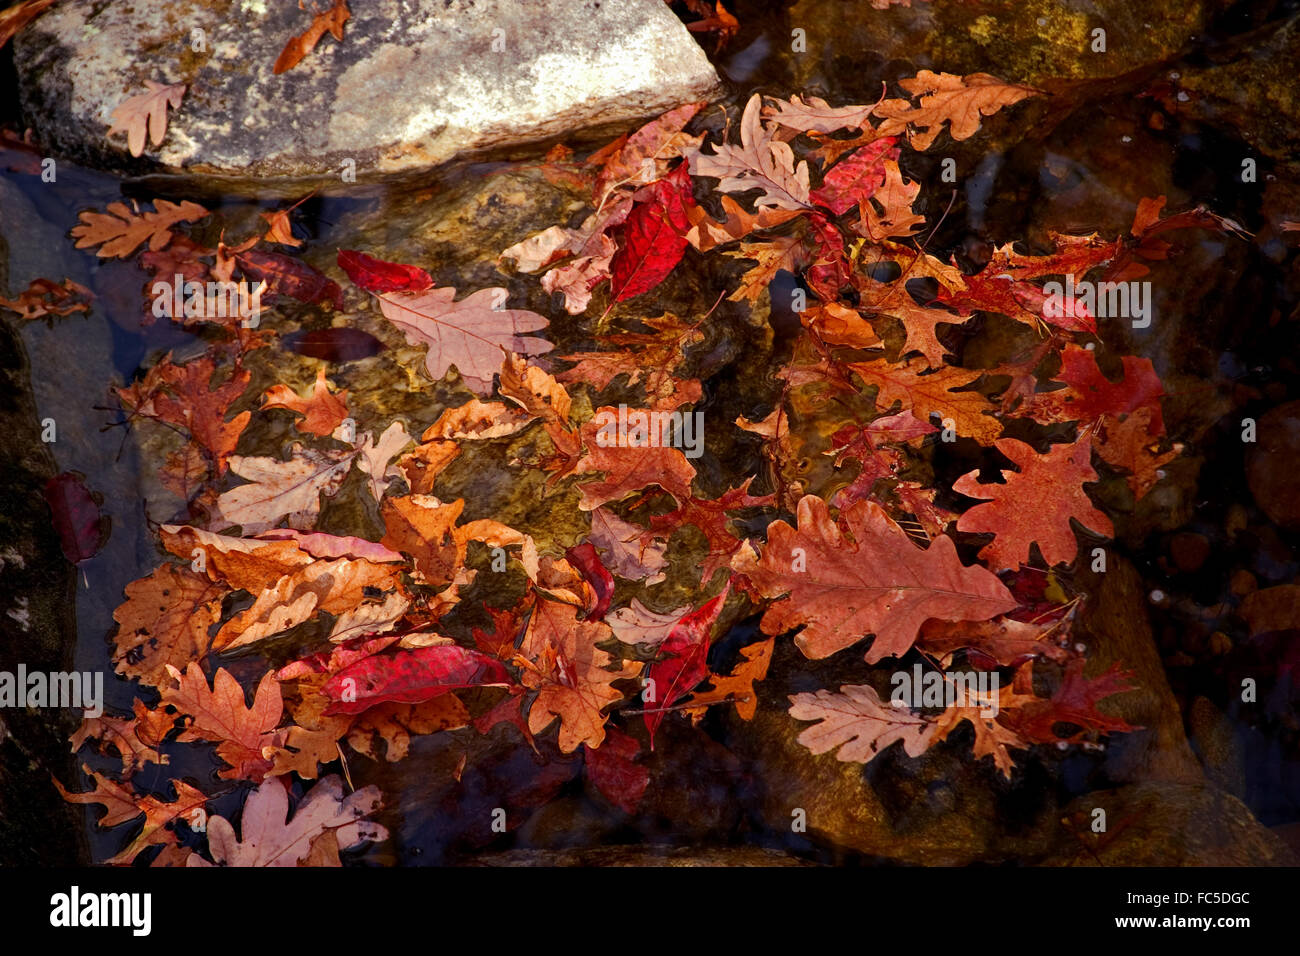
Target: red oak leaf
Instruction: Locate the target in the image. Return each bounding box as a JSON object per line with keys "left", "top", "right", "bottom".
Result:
{"left": 953, "top": 435, "right": 1114, "bottom": 570}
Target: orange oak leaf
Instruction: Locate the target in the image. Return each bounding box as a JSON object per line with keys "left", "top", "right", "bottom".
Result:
{"left": 1093, "top": 408, "right": 1179, "bottom": 499}
{"left": 71, "top": 199, "right": 208, "bottom": 259}
{"left": 162, "top": 664, "right": 283, "bottom": 781}
{"left": 107, "top": 81, "right": 186, "bottom": 157}
{"left": 572, "top": 406, "right": 698, "bottom": 510}
{"left": 873, "top": 71, "right": 1041, "bottom": 151}
{"left": 735, "top": 495, "right": 1016, "bottom": 662}
{"left": 397, "top": 440, "right": 461, "bottom": 494}
{"left": 521, "top": 602, "right": 642, "bottom": 753}
{"left": 376, "top": 286, "right": 552, "bottom": 395}
{"left": 930, "top": 698, "right": 1029, "bottom": 778}
{"left": 953, "top": 435, "right": 1114, "bottom": 570}
{"left": 345, "top": 695, "right": 470, "bottom": 762}
{"left": 273, "top": 0, "right": 350, "bottom": 74}
{"left": 788, "top": 683, "right": 935, "bottom": 763}
{"left": 725, "top": 234, "right": 804, "bottom": 302}
{"left": 261, "top": 368, "right": 349, "bottom": 437}
{"left": 111, "top": 563, "right": 227, "bottom": 688}
{"left": 53, "top": 765, "right": 145, "bottom": 829}
{"left": 845, "top": 357, "right": 1001, "bottom": 445}
{"left": 158, "top": 524, "right": 316, "bottom": 592}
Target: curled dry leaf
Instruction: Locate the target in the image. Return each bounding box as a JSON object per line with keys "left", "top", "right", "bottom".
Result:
{"left": 273, "top": 0, "right": 351, "bottom": 75}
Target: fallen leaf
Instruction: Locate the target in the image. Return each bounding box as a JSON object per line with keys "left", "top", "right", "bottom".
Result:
{"left": 873, "top": 70, "right": 1040, "bottom": 150}
{"left": 734, "top": 494, "right": 1017, "bottom": 662}
{"left": 71, "top": 199, "right": 208, "bottom": 259}
{"left": 107, "top": 81, "right": 186, "bottom": 157}
{"left": 376, "top": 286, "right": 552, "bottom": 395}
{"left": 953, "top": 435, "right": 1114, "bottom": 570}
{"left": 323, "top": 643, "right": 511, "bottom": 715}
{"left": 112, "top": 563, "right": 225, "bottom": 688}
{"left": 261, "top": 368, "right": 349, "bottom": 436}
{"left": 337, "top": 249, "right": 433, "bottom": 293}
{"left": 273, "top": 0, "right": 350, "bottom": 74}
{"left": 214, "top": 444, "right": 355, "bottom": 533}
{"left": 788, "top": 683, "right": 935, "bottom": 763}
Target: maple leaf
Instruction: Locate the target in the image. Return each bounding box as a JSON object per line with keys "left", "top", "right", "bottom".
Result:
{"left": 56, "top": 768, "right": 209, "bottom": 865}
{"left": 846, "top": 357, "right": 1002, "bottom": 445}
{"left": 163, "top": 664, "right": 283, "bottom": 781}
{"left": 273, "top": 0, "right": 350, "bottom": 74}
{"left": 571, "top": 406, "right": 698, "bottom": 510}
{"left": 261, "top": 367, "right": 349, "bottom": 436}
{"left": 214, "top": 444, "right": 355, "bottom": 533}
{"left": 558, "top": 313, "right": 704, "bottom": 410}
{"left": 112, "top": 563, "right": 226, "bottom": 689}
{"left": 609, "top": 164, "right": 695, "bottom": 301}
{"left": 873, "top": 71, "right": 1041, "bottom": 151}
{"left": 70, "top": 699, "right": 170, "bottom": 776}
{"left": 522, "top": 602, "right": 642, "bottom": 752}
{"left": 1093, "top": 408, "right": 1178, "bottom": 499}
{"left": 107, "top": 81, "right": 186, "bottom": 157}
{"left": 322, "top": 643, "right": 511, "bottom": 716}
{"left": 643, "top": 587, "right": 729, "bottom": 747}
{"left": 1000, "top": 658, "right": 1137, "bottom": 743}
{"left": 761, "top": 94, "right": 877, "bottom": 134}
{"left": 589, "top": 508, "right": 668, "bottom": 584}
{"left": 953, "top": 435, "right": 1114, "bottom": 570}
{"left": 855, "top": 158, "right": 925, "bottom": 240}
{"left": 684, "top": 635, "right": 774, "bottom": 721}
{"left": 687, "top": 93, "right": 811, "bottom": 210}
{"left": 337, "top": 249, "right": 434, "bottom": 293}
{"left": 376, "top": 286, "right": 552, "bottom": 395}
{"left": 71, "top": 199, "right": 208, "bottom": 259}
{"left": 788, "top": 683, "right": 935, "bottom": 763}
{"left": 0, "top": 277, "right": 92, "bottom": 321}
{"left": 191, "top": 775, "right": 386, "bottom": 867}
{"left": 647, "top": 480, "right": 773, "bottom": 586}
{"left": 930, "top": 700, "right": 1029, "bottom": 778}
{"left": 733, "top": 495, "right": 1016, "bottom": 663}
{"left": 1020, "top": 344, "right": 1165, "bottom": 434}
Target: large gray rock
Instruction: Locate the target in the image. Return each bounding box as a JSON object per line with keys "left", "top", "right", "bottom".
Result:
{"left": 13, "top": 0, "right": 719, "bottom": 188}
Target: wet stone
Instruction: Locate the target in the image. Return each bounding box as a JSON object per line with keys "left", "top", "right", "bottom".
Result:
{"left": 12, "top": 0, "right": 720, "bottom": 189}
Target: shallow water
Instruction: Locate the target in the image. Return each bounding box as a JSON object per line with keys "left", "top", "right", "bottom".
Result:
{"left": 3, "top": 0, "right": 1299, "bottom": 864}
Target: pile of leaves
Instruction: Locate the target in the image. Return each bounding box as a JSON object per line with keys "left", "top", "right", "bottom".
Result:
{"left": 42, "top": 73, "right": 1244, "bottom": 865}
